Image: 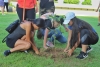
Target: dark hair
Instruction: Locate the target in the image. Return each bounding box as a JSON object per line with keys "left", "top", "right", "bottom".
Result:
{"left": 27, "top": 18, "right": 45, "bottom": 39}
{"left": 26, "top": 18, "right": 45, "bottom": 28}
{"left": 36, "top": 19, "right": 51, "bottom": 39}
{"left": 70, "top": 17, "right": 96, "bottom": 48}
{"left": 60, "top": 17, "right": 64, "bottom": 25}
{"left": 33, "top": 18, "right": 45, "bottom": 28}
{"left": 37, "top": 28, "right": 43, "bottom": 39}
{"left": 36, "top": 16, "right": 64, "bottom": 39}
{"left": 56, "top": 15, "right": 64, "bottom": 25}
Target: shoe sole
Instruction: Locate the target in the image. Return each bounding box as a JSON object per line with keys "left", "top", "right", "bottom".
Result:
{"left": 76, "top": 55, "right": 88, "bottom": 60}
{"left": 46, "top": 43, "right": 54, "bottom": 47}
{"left": 87, "top": 48, "right": 93, "bottom": 53}
{"left": 24, "top": 50, "right": 28, "bottom": 53}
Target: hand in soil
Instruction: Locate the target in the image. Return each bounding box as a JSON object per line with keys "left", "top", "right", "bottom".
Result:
{"left": 44, "top": 46, "right": 48, "bottom": 49}
{"left": 35, "top": 51, "right": 40, "bottom": 55}
{"left": 67, "top": 49, "right": 73, "bottom": 57}
{"left": 64, "top": 48, "right": 69, "bottom": 53}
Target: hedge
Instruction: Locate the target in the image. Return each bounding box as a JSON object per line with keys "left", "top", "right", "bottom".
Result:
{"left": 82, "top": 0, "right": 92, "bottom": 5}
{"left": 64, "top": 0, "right": 79, "bottom": 4}
{"left": 55, "top": 0, "right": 91, "bottom": 5}
{"left": 10, "top": 0, "right": 17, "bottom": 2}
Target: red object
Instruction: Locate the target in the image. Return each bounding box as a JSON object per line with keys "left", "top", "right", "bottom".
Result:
{"left": 17, "top": 0, "right": 37, "bottom": 9}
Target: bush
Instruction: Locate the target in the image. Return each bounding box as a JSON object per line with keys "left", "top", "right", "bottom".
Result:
{"left": 54, "top": 0, "right": 91, "bottom": 5}
{"left": 10, "top": 0, "right": 17, "bottom": 2}
{"left": 54, "top": 0, "right": 79, "bottom": 4}
{"left": 82, "top": 0, "right": 92, "bottom": 5}
{"left": 64, "top": 0, "right": 79, "bottom": 4}
{"left": 9, "top": 3, "right": 15, "bottom": 8}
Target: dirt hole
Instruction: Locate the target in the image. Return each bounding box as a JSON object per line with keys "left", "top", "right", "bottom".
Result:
{"left": 39, "top": 47, "right": 68, "bottom": 59}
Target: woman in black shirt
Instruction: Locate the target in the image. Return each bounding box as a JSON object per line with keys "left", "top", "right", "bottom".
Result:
{"left": 4, "top": 18, "right": 45, "bottom": 56}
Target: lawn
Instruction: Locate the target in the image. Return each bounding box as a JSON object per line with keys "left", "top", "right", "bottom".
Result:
{"left": 0, "top": 13, "right": 100, "bottom": 67}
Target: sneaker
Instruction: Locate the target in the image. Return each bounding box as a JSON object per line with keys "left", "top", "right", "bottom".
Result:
{"left": 24, "top": 50, "right": 28, "bottom": 53}
{"left": 76, "top": 51, "right": 88, "bottom": 59}
{"left": 46, "top": 41, "right": 54, "bottom": 47}
{"left": 4, "top": 50, "right": 11, "bottom": 56}
{"left": 86, "top": 46, "right": 93, "bottom": 53}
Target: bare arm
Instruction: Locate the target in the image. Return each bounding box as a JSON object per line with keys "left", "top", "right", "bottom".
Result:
{"left": 71, "top": 33, "right": 80, "bottom": 51}
{"left": 21, "top": 35, "right": 26, "bottom": 40}
{"left": 43, "top": 28, "right": 50, "bottom": 49}
{"left": 24, "top": 22, "right": 32, "bottom": 43}
{"left": 21, "top": 31, "right": 34, "bottom": 41}
{"left": 31, "top": 31, "right": 40, "bottom": 54}
{"left": 67, "top": 33, "right": 80, "bottom": 56}
{"left": 64, "top": 29, "right": 72, "bottom": 52}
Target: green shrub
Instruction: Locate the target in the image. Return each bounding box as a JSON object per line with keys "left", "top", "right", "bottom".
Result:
{"left": 64, "top": 0, "right": 80, "bottom": 4}
{"left": 10, "top": 0, "right": 17, "bottom": 2}
{"left": 9, "top": 3, "right": 16, "bottom": 8}
{"left": 54, "top": 0, "right": 79, "bottom": 4}
{"left": 82, "top": 0, "right": 92, "bottom": 5}
{"left": 54, "top": 0, "right": 58, "bottom": 3}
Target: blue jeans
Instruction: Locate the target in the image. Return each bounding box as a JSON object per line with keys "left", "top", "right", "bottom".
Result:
{"left": 41, "top": 29, "right": 67, "bottom": 43}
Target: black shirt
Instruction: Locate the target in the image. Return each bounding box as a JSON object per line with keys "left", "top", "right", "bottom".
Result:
{"left": 44, "top": 19, "right": 55, "bottom": 30}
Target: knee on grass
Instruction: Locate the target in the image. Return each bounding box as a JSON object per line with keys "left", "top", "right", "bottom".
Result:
{"left": 24, "top": 43, "right": 31, "bottom": 50}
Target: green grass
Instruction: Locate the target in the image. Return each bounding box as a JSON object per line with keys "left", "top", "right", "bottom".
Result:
{"left": 0, "top": 13, "right": 100, "bottom": 67}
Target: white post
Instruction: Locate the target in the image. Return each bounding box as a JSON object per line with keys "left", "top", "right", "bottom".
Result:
{"left": 91, "top": 0, "right": 99, "bottom": 7}
{"left": 58, "top": 0, "right": 64, "bottom": 4}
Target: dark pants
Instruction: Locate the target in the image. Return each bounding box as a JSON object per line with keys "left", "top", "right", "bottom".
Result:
{"left": 4, "top": 2, "right": 9, "bottom": 12}
{"left": 41, "top": 29, "right": 67, "bottom": 43}
{"left": 78, "top": 29, "right": 99, "bottom": 47}
{"left": 16, "top": 4, "right": 36, "bottom": 22}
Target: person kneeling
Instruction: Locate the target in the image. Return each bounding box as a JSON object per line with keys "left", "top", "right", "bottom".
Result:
{"left": 64, "top": 12, "right": 99, "bottom": 59}
{"left": 4, "top": 18, "right": 45, "bottom": 56}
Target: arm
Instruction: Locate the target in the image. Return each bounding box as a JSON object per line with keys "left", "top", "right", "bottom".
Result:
{"left": 20, "top": 30, "right": 39, "bottom": 54}
{"left": 24, "top": 22, "right": 32, "bottom": 43}
{"left": 31, "top": 31, "right": 40, "bottom": 54}
{"left": 30, "top": 31, "right": 35, "bottom": 43}
{"left": 21, "top": 35, "right": 26, "bottom": 40}
{"left": 63, "top": 24, "right": 68, "bottom": 32}
{"left": 64, "top": 29, "right": 72, "bottom": 52}
{"left": 71, "top": 33, "right": 80, "bottom": 51}
{"left": 67, "top": 33, "right": 80, "bottom": 56}
{"left": 43, "top": 28, "right": 50, "bottom": 49}
{"left": 96, "top": 2, "right": 100, "bottom": 12}
{"left": 21, "top": 31, "right": 34, "bottom": 41}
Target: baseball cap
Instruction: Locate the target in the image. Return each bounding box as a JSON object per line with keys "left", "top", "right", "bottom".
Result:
{"left": 63, "top": 12, "right": 75, "bottom": 24}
